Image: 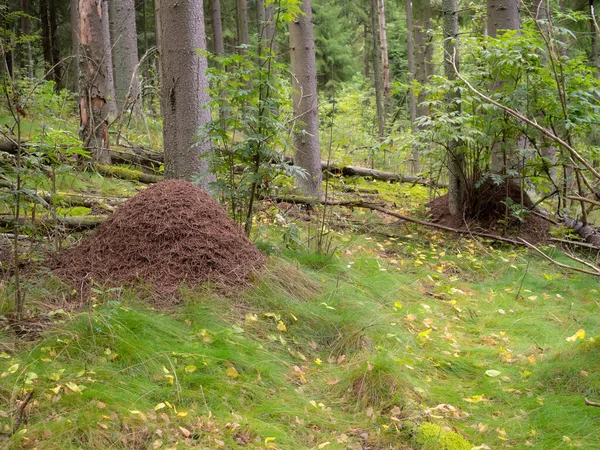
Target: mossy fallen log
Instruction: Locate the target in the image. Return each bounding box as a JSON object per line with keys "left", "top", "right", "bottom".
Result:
{"left": 96, "top": 164, "right": 163, "bottom": 184}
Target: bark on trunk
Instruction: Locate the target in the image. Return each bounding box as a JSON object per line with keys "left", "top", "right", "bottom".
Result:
{"left": 20, "top": 0, "right": 34, "bottom": 79}
{"left": 78, "top": 0, "right": 112, "bottom": 164}
{"left": 370, "top": 0, "right": 385, "bottom": 138}
{"left": 157, "top": 0, "right": 214, "bottom": 185}
{"left": 363, "top": 22, "right": 370, "bottom": 78}
{"left": 443, "top": 0, "right": 465, "bottom": 216}
{"left": 487, "top": 0, "right": 521, "bottom": 37}
{"left": 488, "top": 0, "right": 521, "bottom": 173}
{"left": 41, "top": 0, "right": 62, "bottom": 86}
{"left": 289, "top": 0, "right": 323, "bottom": 198}
{"left": 237, "top": 0, "right": 249, "bottom": 54}
{"left": 70, "top": 0, "right": 79, "bottom": 90}
{"left": 405, "top": 0, "right": 418, "bottom": 173}
{"left": 377, "top": 0, "right": 391, "bottom": 121}
{"left": 211, "top": 0, "right": 225, "bottom": 58}
{"left": 101, "top": 0, "right": 118, "bottom": 118}
{"left": 109, "top": 0, "right": 141, "bottom": 113}
{"left": 258, "top": 0, "right": 275, "bottom": 52}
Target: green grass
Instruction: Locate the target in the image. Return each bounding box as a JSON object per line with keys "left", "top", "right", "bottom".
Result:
{"left": 1, "top": 182, "right": 600, "bottom": 449}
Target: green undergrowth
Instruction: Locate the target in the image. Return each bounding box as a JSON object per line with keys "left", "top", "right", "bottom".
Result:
{"left": 1, "top": 208, "right": 600, "bottom": 449}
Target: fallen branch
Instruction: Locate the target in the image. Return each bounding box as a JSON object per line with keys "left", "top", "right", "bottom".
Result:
{"left": 322, "top": 163, "right": 448, "bottom": 188}
{"left": 12, "top": 390, "right": 34, "bottom": 435}
{"left": 550, "top": 238, "right": 600, "bottom": 250}
{"left": 268, "top": 195, "right": 524, "bottom": 245}
{"left": 519, "top": 238, "right": 600, "bottom": 277}
{"left": 568, "top": 195, "right": 600, "bottom": 208}
{"left": 585, "top": 398, "right": 600, "bottom": 407}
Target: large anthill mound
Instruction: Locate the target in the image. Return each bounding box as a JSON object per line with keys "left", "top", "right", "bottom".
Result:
{"left": 53, "top": 179, "right": 265, "bottom": 299}
{"left": 428, "top": 178, "right": 550, "bottom": 244}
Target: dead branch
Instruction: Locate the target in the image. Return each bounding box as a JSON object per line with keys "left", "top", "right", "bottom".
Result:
{"left": 568, "top": 196, "right": 600, "bottom": 208}
{"left": 550, "top": 238, "right": 600, "bottom": 250}
{"left": 12, "top": 390, "right": 34, "bottom": 434}
{"left": 585, "top": 398, "right": 600, "bottom": 407}
{"left": 518, "top": 238, "right": 600, "bottom": 277}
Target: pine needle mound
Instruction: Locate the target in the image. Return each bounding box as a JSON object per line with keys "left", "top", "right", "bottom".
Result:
{"left": 53, "top": 179, "right": 265, "bottom": 300}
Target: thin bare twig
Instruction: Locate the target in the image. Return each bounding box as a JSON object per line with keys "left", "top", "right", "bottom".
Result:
{"left": 518, "top": 238, "right": 600, "bottom": 277}
{"left": 585, "top": 398, "right": 600, "bottom": 407}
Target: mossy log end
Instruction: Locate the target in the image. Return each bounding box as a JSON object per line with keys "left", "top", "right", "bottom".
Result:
{"left": 96, "top": 164, "right": 163, "bottom": 184}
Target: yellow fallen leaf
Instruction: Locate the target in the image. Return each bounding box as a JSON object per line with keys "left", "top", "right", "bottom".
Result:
{"left": 184, "top": 365, "right": 197, "bottom": 373}
{"left": 418, "top": 328, "right": 432, "bottom": 337}
{"left": 226, "top": 366, "right": 239, "bottom": 378}
{"left": 155, "top": 403, "right": 166, "bottom": 410}
{"left": 177, "top": 411, "right": 188, "bottom": 417}
{"left": 277, "top": 321, "right": 287, "bottom": 332}
{"left": 318, "top": 442, "right": 331, "bottom": 449}
{"left": 566, "top": 329, "right": 585, "bottom": 342}
{"left": 394, "top": 302, "right": 403, "bottom": 309}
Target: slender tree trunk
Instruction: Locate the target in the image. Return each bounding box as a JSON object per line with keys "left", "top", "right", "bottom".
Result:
{"left": 157, "top": 0, "right": 214, "bottom": 185}
{"left": 78, "top": 0, "right": 111, "bottom": 164}
{"left": 488, "top": 0, "right": 520, "bottom": 173}
{"left": 48, "top": 0, "right": 62, "bottom": 88}
{"left": 363, "top": 22, "right": 370, "bottom": 78}
{"left": 237, "top": 0, "right": 249, "bottom": 55}
{"left": 109, "top": 0, "right": 141, "bottom": 113}
{"left": 290, "top": 0, "right": 322, "bottom": 198}
{"left": 443, "top": 0, "right": 464, "bottom": 216}
{"left": 532, "top": 0, "right": 557, "bottom": 186}
{"left": 370, "top": 0, "right": 385, "bottom": 138}
{"left": 591, "top": 0, "right": 599, "bottom": 73}
{"left": 406, "top": 0, "right": 418, "bottom": 173}
{"left": 258, "top": 0, "right": 275, "bottom": 52}
{"left": 101, "top": 0, "right": 118, "bottom": 118}
{"left": 21, "top": 0, "right": 34, "bottom": 79}
{"left": 70, "top": 0, "right": 79, "bottom": 90}
{"left": 211, "top": 0, "right": 225, "bottom": 58}
{"left": 377, "top": 0, "right": 391, "bottom": 122}
{"left": 413, "top": 0, "right": 432, "bottom": 173}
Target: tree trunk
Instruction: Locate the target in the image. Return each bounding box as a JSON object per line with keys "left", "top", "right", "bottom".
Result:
{"left": 211, "top": 0, "right": 225, "bottom": 58}
{"left": 370, "top": 0, "right": 385, "bottom": 138}
{"left": 157, "top": 0, "right": 214, "bottom": 186}
{"left": 363, "top": 22, "right": 370, "bottom": 78}
{"left": 78, "top": 0, "right": 111, "bottom": 164}
{"left": 20, "top": 0, "right": 34, "bottom": 79}
{"left": 69, "top": 0, "right": 79, "bottom": 90}
{"left": 237, "top": 0, "right": 249, "bottom": 54}
{"left": 101, "top": 0, "right": 118, "bottom": 118}
{"left": 443, "top": 0, "right": 465, "bottom": 216}
{"left": 533, "top": 0, "right": 557, "bottom": 186}
{"left": 405, "top": 0, "right": 418, "bottom": 173}
{"left": 591, "top": 0, "right": 599, "bottom": 73}
{"left": 488, "top": 0, "right": 520, "bottom": 173}
{"left": 377, "top": 0, "right": 391, "bottom": 122}
{"left": 413, "top": 0, "right": 433, "bottom": 173}
{"left": 487, "top": 0, "right": 521, "bottom": 37}
{"left": 258, "top": 0, "right": 275, "bottom": 51}
{"left": 289, "top": 0, "right": 323, "bottom": 198}
{"left": 109, "top": 0, "right": 141, "bottom": 113}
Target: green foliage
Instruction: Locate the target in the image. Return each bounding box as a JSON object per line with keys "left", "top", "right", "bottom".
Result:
{"left": 201, "top": 47, "right": 299, "bottom": 233}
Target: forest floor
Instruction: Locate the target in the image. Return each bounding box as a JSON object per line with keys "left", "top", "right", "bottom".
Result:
{"left": 0, "top": 172, "right": 599, "bottom": 450}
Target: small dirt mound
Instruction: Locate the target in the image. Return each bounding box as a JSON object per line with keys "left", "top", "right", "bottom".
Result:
{"left": 53, "top": 179, "right": 266, "bottom": 301}
{"left": 428, "top": 179, "right": 550, "bottom": 244}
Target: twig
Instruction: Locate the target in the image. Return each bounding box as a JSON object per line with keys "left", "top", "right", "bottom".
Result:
{"left": 585, "top": 398, "right": 600, "bottom": 407}
{"left": 518, "top": 238, "right": 600, "bottom": 277}
{"left": 12, "top": 390, "right": 34, "bottom": 434}
{"left": 550, "top": 238, "right": 600, "bottom": 250}
{"left": 567, "top": 196, "right": 600, "bottom": 207}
